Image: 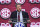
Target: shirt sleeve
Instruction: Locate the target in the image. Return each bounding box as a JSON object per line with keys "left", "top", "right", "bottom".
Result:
{"left": 25, "top": 12, "right": 30, "bottom": 20}
{"left": 10, "top": 12, "right": 14, "bottom": 22}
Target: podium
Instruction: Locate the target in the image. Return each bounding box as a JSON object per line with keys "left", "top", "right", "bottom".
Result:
{"left": 10, "top": 18, "right": 28, "bottom": 23}
{"left": 10, "top": 18, "right": 29, "bottom": 27}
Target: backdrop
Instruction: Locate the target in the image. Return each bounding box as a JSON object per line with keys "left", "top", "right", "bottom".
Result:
{"left": 0, "top": 0, "right": 40, "bottom": 27}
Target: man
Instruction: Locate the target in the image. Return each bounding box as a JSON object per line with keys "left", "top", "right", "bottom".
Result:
{"left": 8, "top": 4, "right": 30, "bottom": 27}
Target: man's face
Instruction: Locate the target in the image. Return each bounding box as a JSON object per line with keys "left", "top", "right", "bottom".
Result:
{"left": 16, "top": 5, "right": 21, "bottom": 12}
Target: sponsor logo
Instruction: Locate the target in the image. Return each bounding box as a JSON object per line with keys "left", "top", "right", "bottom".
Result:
{"left": 30, "top": 7, "right": 40, "bottom": 18}
{"left": 29, "top": 0, "right": 40, "bottom": 3}
{"left": 15, "top": 0, "right": 25, "bottom": 4}
{"left": 1, "top": 8, "right": 11, "bottom": 19}
{"left": 14, "top": 22, "right": 25, "bottom": 27}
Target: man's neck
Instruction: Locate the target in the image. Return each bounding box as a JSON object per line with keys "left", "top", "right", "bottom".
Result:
{"left": 17, "top": 10, "right": 21, "bottom": 12}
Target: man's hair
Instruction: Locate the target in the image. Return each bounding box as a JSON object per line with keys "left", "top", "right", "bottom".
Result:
{"left": 15, "top": 4, "right": 21, "bottom": 8}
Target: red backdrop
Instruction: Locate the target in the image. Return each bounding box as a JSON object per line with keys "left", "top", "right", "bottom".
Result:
{"left": 0, "top": 0, "right": 40, "bottom": 27}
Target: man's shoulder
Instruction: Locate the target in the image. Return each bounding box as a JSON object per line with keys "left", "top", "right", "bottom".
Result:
{"left": 22, "top": 11, "right": 28, "bottom": 13}
{"left": 12, "top": 11, "right": 17, "bottom": 14}
{"left": 12, "top": 11, "right": 17, "bottom": 13}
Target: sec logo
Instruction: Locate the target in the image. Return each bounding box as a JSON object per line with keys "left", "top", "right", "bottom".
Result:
{"left": 1, "top": 8, "right": 11, "bottom": 19}
{"left": 14, "top": 22, "right": 25, "bottom": 27}
{"left": 29, "top": 0, "right": 40, "bottom": 3}
{"left": 5, "top": 0, "right": 11, "bottom": 4}
{"left": 30, "top": 7, "right": 40, "bottom": 18}
{"left": 0, "top": 0, "right": 5, "bottom": 4}
{"left": 15, "top": 0, "right": 25, "bottom": 4}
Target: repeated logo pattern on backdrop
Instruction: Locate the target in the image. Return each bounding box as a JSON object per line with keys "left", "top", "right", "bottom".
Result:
{"left": 0, "top": 0, "right": 40, "bottom": 19}
{"left": 30, "top": 22, "right": 40, "bottom": 27}
{"left": 30, "top": 7, "right": 40, "bottom": 18}
{"left": 0, "top": 7, "right": 40, "bottom": 19}
{"left": 15, "top": 0, "right": 25, "bottom": 4}
{"left": 0, "top": 0, "right": 11, "bottom": 4}
{"left": 0, "top": 23, "right": 11, "bottom": 27}
{"left": 29, "top": 0, "right": 40, "bottom": 3}
{"left": 1, "top": 8, "right": 11, "bottom": 19}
